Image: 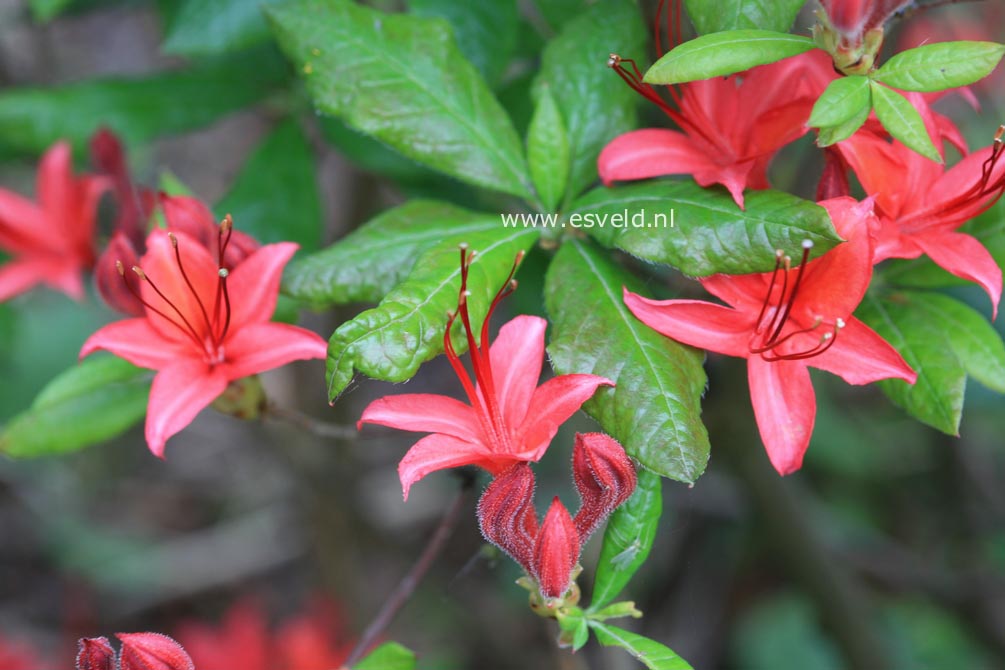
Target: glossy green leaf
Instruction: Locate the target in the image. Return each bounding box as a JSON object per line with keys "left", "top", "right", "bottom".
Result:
{"left": 326, "top": 228, "right": 539, "bottom": 400}
{"left": 526, "top": 86, "right": 570, "bottom": 213}
{"left": 591, "top": 468, "right": 662, "bottom": 610}
{"left": 873, "top": 41, "right": 1005, "bottom": 93}
{"left": 545, "top": 239, "right": 709, "bottom": 483}
{"left": 533, "top": 0, "right": 646, "bottom": 202}
{"left": 857, "top": 292, "right": 965, "bottom": 435}
{"left": 590, "top": 622, "right": 694, "bottom": 670}
{"left": 162, "top": 0, "right": 288, "bottom": 56}
{"left": 808, "top": 76, "right": 871, "bottom": 129}
{"left": 816, "top": 103, "right": 871, "bottom": 147}
{"left": 407, "top": 0, "right": 519, "bottom": 86}
{"left": 353, "top": 642, "right": 416, "bottom": 670}
{"left": 1, "top": 356, "right": 150, "bottom": 458}
{"left": 572, "top": 182, "right": 840, "bottom": 276}
{"left": 217, "top": 119, "right": 321, "bottom": 252}
{"left": 0, "top": 50, "right": 288, "bottom": 157}
{"left": 684, "top": 0, "right": 806, "bottom": 34}
{"left": 267, "top": 0, "right": 533, "bottom": 200}
{"left": 869, "top": 82, "right": 942, "bottom": 163}
{"left": 644, "top": 30, "right": 816, "bottom": 85}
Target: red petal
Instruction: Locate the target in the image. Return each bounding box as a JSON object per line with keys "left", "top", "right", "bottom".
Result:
{"left": 221, "top": 322, "right": 327, "bottom": 379}
{"left": 37, "top": 141, "right": 73, "bottom": 225}
{"left": 95, "top": 231, "right": 145, "bottom": 315}
{"left": 810, "top": 316, "right": 916, "bottom": 385}
{"left": 173, "top": 598, "right": 270, "bottom": 670}
{"left": 913, "top": 231, "right": 1002, "bottom": 318}
{"left": 518, "top": 374, "right": 614, "bottom": 462}
{"left": 0, "top": 189, "right": 48, "bottom": 252}
{"left": 487, "top": 315, "right": 546, "bottom": 428}
{"left": 76, "top": 637, "right": 115, "bottom": 670}
{"left": 226, "top": 242, "right": 298, "bottom": 330}
{"left": 80, "top": 318, "right": 185, "bottom": 370}
{"left": 623, "top": 290, "right": 753, "bottom": 356}
{"left": 116, "top": 633, "right": 194, "bottom": 670}
{"left": 0, "top": 257, "right": 52, "bottom": 302}
{"left": 477, "top": 463, "right": 538, "bottom": 575}
{"left": 598, "top": 129, "right": 716, "bottom": 185}
{"left": 533, "top": 498, "right": 580, "bottom": 599}
{"left": 397, "top": 433, "right": 492, "bottom": 500}
{"left": 145, "top": 362, "right": 229, "bottom": 458}
{"left": 358, "top": 393, "right": 482, "bottom": 443}
{"left": 747, "top": 356, "right": 816, "bottom": 475}
{"left": 161, "top": 195, "right": 218, "bottom": 249}
{"left": 139, "top": 230, "right": 219, "bottom": 345}
{"left": 571, "top": 432, "right": 637, "bottom": 540}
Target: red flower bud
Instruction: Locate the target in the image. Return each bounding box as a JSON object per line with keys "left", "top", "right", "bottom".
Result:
{"left": 76, "top": 637, "right": 116, "bottom": 670}
{"left": 95, "top": 231, "right": 145, "bottom": 315}
{"left": 116, "top": 633, "right": 194, "bottom": 670}
{"left": 533, "top": 498, "right": 580, "bottom": 599}
{"left": 159, "top": 195, "right": 259, "bottom": 267}
{"left": 572, "top": 432, "right": 637, "bottom": 540}
{"left": 90, "top": 127, "right": 154, "bottom": 250}
{"left": 816, "top": 148, "right": 851, "bottom": 202}
{"left": 477, "top": 463, "right": 538, "bottom": 575}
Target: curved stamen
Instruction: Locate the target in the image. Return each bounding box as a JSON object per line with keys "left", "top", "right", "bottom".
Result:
{"left": 754, "top": 250, "right": 786, "bottom": 333}
{"left": 766, "top": 240, "right": 813, "bottom": 345}
{"left": 168, "top": 232, "right": 216, "bottom": 345}
{"left": 127, "top": 264, "right": 205, "bottom": 349}
{"left": 761, "top": 319, "right": 844, "bottom": 361}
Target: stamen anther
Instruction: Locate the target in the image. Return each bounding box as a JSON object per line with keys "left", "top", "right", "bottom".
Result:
{"left": 168, "top": 232, "right": 179, "bottom": 248}
{"left": 802, "top": 239, "right": 814, "bottom": 250}
{"left": 608, "top": 53, "right": 621, "bottom": 68}
{"left": 218, "top": 268, "right": 229, "bottom": 278}
{"left": 116, "top": 260, "right": 125, "bottom": 276}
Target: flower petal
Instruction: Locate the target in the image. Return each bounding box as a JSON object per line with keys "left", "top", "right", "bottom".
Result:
{"left": 518, "top": 374, "right": 614, "bottom": 462}
{"left": 398, "top": 433, "right": 492, "bottom": 500}
{"left": 145, "top": 361, "right": 228, "bottom": 458}
{"left": 488, "top": 315, "right": 547, "bottom": 428}
{"left": 221, "top": 322, "right": 326, "bottom": 380}
{"left": 0, "top": 257, "right": 52, "bottom": 302}
{"left": 0, "top": 189, "right": 48, "bottom": 252}
{"left": 37, "top": 141, "right": 73, "bottom": 225}
{"left": 913, "top": 230, "right": 1002, "bottom": 318}
{"left": 598, "top": 129, "right": 717, "bottom": 186}
{"left": 810, "top": 317, "right": 916, "bottom": 385}
{"left": 747, "top": 356, "right": 816, "bottom": 475}
{"left": 358, "top": 393, "right": 482, "bottom": 444}
{"left": 226, "top": 242, "right": 298, "bottom": 330}
{"left": 80, "top": 318, "right": 186, "bottom": 369}
{"left": 623, "top": 289, "right": 753, "bottom": 357}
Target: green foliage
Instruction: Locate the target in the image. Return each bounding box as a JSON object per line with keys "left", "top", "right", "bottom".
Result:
{"left": 590, "top": 622, "right": 694, "bottom": 669}
{"left": 29, "top": 0, "right": 74, "bottom": 22}
{"left": 526, "top": 86, "right": 570, "bottom": 213}
{"left": 573, "top": 182, "right": 841, "bottom": 276}
{"left": 808, "top": 76, "right": 871, "bottom": 130}
{"left": 868, "top": 82, "right": 941, "bottom": 163}
{"left": 545, "top": 240, "right": 709, "bottom": 483}
{"left": 731, "top": 594, "right": 842, "bottom": 670}
{"left": 644, "top": 30, "right": 816, "bottom": 85}
{"left": 872, "top": 41, "right": 1005, "bottom": 93}
{"left": 684, "top": 0, "right": 806, "bottom": 34}
{"left": 162, "top": 0, "right": 290, "bottom": 56}
{"left": 353, "top": 642, "right": 416, "bottom": 670}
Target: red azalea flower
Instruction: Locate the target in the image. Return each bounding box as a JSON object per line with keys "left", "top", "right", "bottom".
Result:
{"left": 599, "top": 1, "right": 834, "bottom": 209}
{"left": 358, "top": 247, "right": 614, "bottom": 499}
{"left": 837, "top": 102, "right": 1005, "bottom": 314}
{"left": 80, "top": 207, "right": 327, "bottom": 457}
{"left": 0, "top": 141, "right": 109, "bottom": 302}
{"left": 624, "top": 197, "right": 916, "bottom": 474}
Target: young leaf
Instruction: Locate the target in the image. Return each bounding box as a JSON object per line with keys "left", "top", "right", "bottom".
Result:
{"left": 869, "top": 82, "right": 942, "bottom": 163}
{"left": 873, "top": 41, "right": 1005, "bottom": 93}
{"left": 684, "top": 0, "right": 806, "bottom": 34}
{"left": 217, "top": 119, "right": 322, "bottom": 252}
{"left": 571, "top": 182, "right": 840, "bottom": 276}
{"left": 816, "top": 104, "right": 871, "bottom": 147}
{"left": 533, "top": 0, "right": 646, "bottom": 202}
{"left": 643, "top": 30, "right": 816, "bottom": 85}
{"left": 545, "top": 239, "right": 709, "bottom": 484}
{"left": 162, "top": 0, "right": 287, "bottom": 57}
{"left": 267, "top": 0, "right": 533, "bottom": 200}
{"left": 591, "top": 468, "right": 662, "bottom": 610}
{"left": 1, "top": 356, "right": 150, "bottom": 458}
{"left": 353, "top": 642, "right": 416, "bottom": 670}
{"left": 590, "top": 622, "right": 694, "bottom": 670}
{"left": 326, "top": 228, "right": 539, "bottom": 401}
{"left": 526, "top": 86, "right": 570, "bottom": 213}
{"left": 283, "top": 201, "right": 501, "bottom": 307}
{"left": 808, "top": 76, "right": 871, "bottom": 129}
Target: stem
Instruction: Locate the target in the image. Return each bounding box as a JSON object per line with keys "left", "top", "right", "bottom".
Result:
{"left": 345, "top": 477, "right": 474, "bottom": 667}
{"left": 264, "top": 403, "right": 357, "bottom": 440}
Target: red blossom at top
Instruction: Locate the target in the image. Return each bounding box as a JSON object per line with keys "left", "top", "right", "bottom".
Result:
{"left": 0, "top": 141, "right": 109, "bottom": 302}
{"left": 80, "top": 197, "right": 327, "bottom": 457}
{"left": 819, "top": 0, "right": 911, "bottom": 42}
{"left": 358, "top": 246, "right": 614, "bottom": 499}
{"left": 77, "top": 633, "right": 193, "bottom": 670}
{"left": 624, "top": 197, "right": 916, "bottom": 474}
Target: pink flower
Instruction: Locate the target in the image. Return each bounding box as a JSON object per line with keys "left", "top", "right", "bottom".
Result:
{"left": 624, "top": 198, "right": 916, "bottom": 474}
{"left": 358, "top": 246, "right": 614, "bottom": 499}
{"left": 0, "top": 141, "right": 108, "bottom": 302}
{"left": 76, "top": 633, "right": 193, "bottom": 670}
{"left": 80, "top": 204, "right": 327, "bottom": 457}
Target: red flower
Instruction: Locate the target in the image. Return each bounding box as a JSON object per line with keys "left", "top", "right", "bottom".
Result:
{"left": 358, "top": 247, "right": 613, "bottom": 499}
{"left": 0, "top": 141, "right": 108, "bottom": 302}
{"left": 76, "top": 633, "right": 193, "bottom": 670}
{"left": 0, "top": 633, "right": 46, "bottom": 670}
{"left": 819, "top": 0, "right": 911, "bottom": 42}
{"left": 80, "top": 203, "right": 327, "bottom": 457}
{"left": 624, "top": 198, "right": 916, "bottom": 474}
{"left": 837, "top": 105, "right": 1005, "bottom": 314}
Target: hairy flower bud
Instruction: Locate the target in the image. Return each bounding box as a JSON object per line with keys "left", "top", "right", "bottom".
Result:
{"left": 533, "top": 498, "right": 580, "bottom": 599}
{"left": 572, "top": 432, "right": 637, "bottom": 540}
{"left": 117, "top": 633, "right": 195, "bottom": 670}
{"left": 477, "top": 463, "right": 538, "bottom": 575}
{"left": 76, "top": 637, "right": 116, "bottom": 670}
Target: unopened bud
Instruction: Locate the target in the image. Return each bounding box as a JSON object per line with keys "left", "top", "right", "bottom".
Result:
{"left": 117, "top": 633, "right": 194, "bottom": 670}
{"left": 76, "top": 638, "right": 115, "bottom": 670}
{"left": 477, "top": 463, "right": 538, "bottom": 575}
{"left": 533, "top": 498, "right": 580, "bottom": 599}
{"left": 571, "top": 433, "right": 637, "bottom": 540}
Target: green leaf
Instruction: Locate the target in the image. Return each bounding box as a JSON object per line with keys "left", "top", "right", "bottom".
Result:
{"left": 644, "top": 30, "right": 816, "bottom": 85}
{"left": 808, "top": 76, "right": 871, "bottom": 129}
{"left": 591, "top": 468, "right": 662, "bottom": 610}
{"left": 684, "top": 0, "right": 806, "bottom": 34}
{"left": 869, "top": 82, "right": 942, "bottom": 163}
{"left": 0, "top": 50, "right": 288, "bottom": 157}
{"left": 873, "top": 41, "right": 1005, "bottom": 93}
{"left": 217, "top": 119, "right": 322, "bottom": 252}
{"left": 267, "top": 0, "right": 533, "bottom": 200}
{"left": 526, "top": 86, "right": 570, "bottom": 213}
{"left": 407, "top": 0, "right": 519, "bottom": 86}
{"left": 816, "top": 103, "right": 871, "bottom": 147}
{"left": 857, "top": 292, "right": 965, "bottom": 435}
{"left": 283, "top": 200, "right": 501, "bottom": 307}
{"left": 572, "top": 182, "right": 841, "bottom": 276}
{"left": 162, "top": 0, "right": 288, "bottom": 57}
{"left": 557, "top": 609, "right": 590, "bottom": 651}
{"left": 1, "top": 356, "right": 150, "bottom": 458}
{"left": 590, "top": 622, "right": 694, "bottom": 670}
{"left": 353, "top": 642, "right": 416, "bottom": 670}
{"left": 545, "top": 239, "right": 709, "bottom": 483}
{"left": 29, "top": 0, "right": 74, "bottom": 22}
{"left": 533, "top": 0, "right": 646, "bottom": 202}
{"left": 326, "top": 228, "right": 539, "bottom": 400}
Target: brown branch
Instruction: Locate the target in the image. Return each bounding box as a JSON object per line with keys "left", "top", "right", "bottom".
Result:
{"left": 264, "top": 403, "right": 357, "bottom": 440}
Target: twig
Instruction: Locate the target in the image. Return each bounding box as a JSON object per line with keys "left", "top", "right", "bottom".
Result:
{"left": 264, "top": 403, "right": 357, "bottom": 440}
{"left": 345, "top": 477, "right": 474, "bottom": 667}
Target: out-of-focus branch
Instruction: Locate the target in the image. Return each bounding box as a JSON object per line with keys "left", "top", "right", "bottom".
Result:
{"left": 264, "top": 403, "right": 357, "bottom": 440}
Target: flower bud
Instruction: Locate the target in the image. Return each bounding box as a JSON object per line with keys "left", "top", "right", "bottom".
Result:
{"left": 477, "top": 463, "right": 538, "bottom": 575}
{"left": 95, "top": 231, "right": 144, "bottom": 315}
{"left": 533, "top": 498, "right": 580, "bottom": 599}
{"left": 160, "top": 195, "right": 259, "bottom": 267}
{"left": 76, "top": 637, "right": 115, "bottom": 670}
{"left": 572, "top": 432, "right": 637, "bottom": 540}
{"left": 117, "top": 633, "right": 194, "bottom": 670}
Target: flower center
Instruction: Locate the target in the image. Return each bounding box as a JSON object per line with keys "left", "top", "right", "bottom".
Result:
{"left": 749, "top": 240, "right": 844, "bottom": 362}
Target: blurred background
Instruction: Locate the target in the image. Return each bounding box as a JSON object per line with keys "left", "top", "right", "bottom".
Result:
{"left": 1, "top": 1, "right": 1004, "bottom": 668}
